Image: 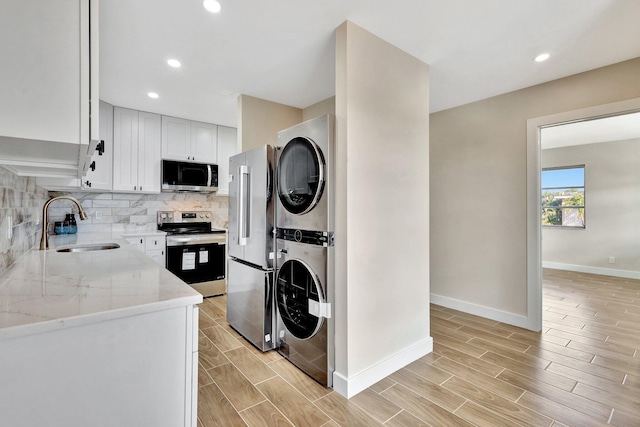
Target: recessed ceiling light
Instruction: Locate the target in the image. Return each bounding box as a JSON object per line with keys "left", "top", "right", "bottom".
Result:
{"left": 148, "top": 92, "right": 159, "bottom": 99}
{"left": 203, "top": 0, "right": 221, "bottom": 13}
{"left": 167, "top": 59, "right": 181, "bottom": 68}
{"left": 534, "top": 53, "right": 550, "bottom": 62}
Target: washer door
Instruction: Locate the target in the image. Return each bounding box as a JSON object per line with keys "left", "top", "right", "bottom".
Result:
{"left": 276, "top": 259, "right": 324, "bottom": 340}
{"left": 277, "top": 137, "right": 325, "bottom": 215}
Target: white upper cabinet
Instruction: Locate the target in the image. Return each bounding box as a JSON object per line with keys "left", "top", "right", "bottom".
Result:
{"left": 83, "top": 101, "right": 114, "bottom": 190}
{"left": 191, "top": 121, "right": 218, "bottom": 163}
{"left": 138, "top": 112, "right": 162, "bottom": 193}
{"left": 216, "top": 126, "right": 238, "bottom": 195}
{"left": 113, "top": 108, "right": 138, "bottom": 192}
{"left": 162, "top": 116, "right": 217, "bottom": 163}
{"left": 0, "top": 0, "right": 99, "bottom": 178}
{"left": 36, "top": 101, "right": 114, "bottom": 191}
{"left": 161, "top": 116, "right": 191, "bottom": 160}
{"left": 113, "top": 108, "right": 161, "bottom": 193}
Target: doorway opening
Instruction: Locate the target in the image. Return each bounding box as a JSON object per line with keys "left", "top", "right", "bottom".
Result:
{"left": 526, "top": 97, "right": 640, "bottom": 331}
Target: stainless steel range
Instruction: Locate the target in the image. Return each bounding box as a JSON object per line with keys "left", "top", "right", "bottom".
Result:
{"left": 157, "top": 211, "right": 226, "bottom": 297}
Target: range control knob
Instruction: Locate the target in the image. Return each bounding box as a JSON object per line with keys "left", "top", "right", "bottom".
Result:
{"left": 200, "top": 213, "right": 204, "bottom": 218}
{"left": 205, "top": 213, "right": 211, "bottom": 218}
{"left": 160, "top": 213, "right": 167, "bottom": 219}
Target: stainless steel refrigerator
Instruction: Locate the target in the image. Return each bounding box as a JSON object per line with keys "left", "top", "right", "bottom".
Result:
{"left": 227, "top": 145, "right": 276, "bottom": 351}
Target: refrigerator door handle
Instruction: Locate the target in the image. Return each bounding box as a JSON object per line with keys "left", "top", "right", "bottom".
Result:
{"left": 264, "top": 272, "right": 272, "bottom": 344}
{"left": 238, "top": 165, "right": 250, "bottom": 245}
{"left": 264, "top": 274, "right": 271, "bottom": 312}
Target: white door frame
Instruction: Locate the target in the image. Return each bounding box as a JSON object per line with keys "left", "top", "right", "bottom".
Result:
{"left": 526, "top": 97, "right": 640, "bottom": 331}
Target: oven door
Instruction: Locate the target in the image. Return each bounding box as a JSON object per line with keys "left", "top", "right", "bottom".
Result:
{"left": 166, "top": 242, "right": 225, "bottom": 284}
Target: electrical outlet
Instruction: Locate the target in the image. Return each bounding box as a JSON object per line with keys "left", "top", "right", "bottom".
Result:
{"left": 95, "top": 211, "right": 102, "bottom": 220}
{"left": 609, "top": 257, "right": 615, "bottom": 264}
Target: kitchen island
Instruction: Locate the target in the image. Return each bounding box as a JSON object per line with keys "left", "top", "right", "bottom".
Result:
{"left": 0, "top": 234, "right": 203, "bottom": 427}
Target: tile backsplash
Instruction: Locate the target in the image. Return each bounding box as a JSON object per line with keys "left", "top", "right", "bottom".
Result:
{"left": 46, "top": 191, "right": 229, "bottom": 234}
{"left": 0, "top": 165, "right": 230, "bottom": 274}
{"left": 0, "top": 166, "right": 49, "bottom": 274}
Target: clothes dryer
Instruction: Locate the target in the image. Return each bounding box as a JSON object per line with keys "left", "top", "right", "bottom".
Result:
{"left": 276, "top": 114, "right": 335, "bottom": 233}
{"left": 275, "top": 231, "right": 334, "bottom": 387}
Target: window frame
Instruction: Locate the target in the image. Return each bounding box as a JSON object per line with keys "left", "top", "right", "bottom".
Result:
{"left": 541, "top": 165, "right": 586, "bottom": 229}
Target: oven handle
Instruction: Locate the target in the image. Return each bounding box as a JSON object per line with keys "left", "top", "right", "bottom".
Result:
{"left": 166, "top": 238, "right": 225, "bottom": 247}
{"left": 238, "top": 165, "right": 250, "bottom": 246}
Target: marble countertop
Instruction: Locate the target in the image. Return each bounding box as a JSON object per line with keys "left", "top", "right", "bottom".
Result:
{"left": 0, "top": 233, "right": 203, "bottom": 341}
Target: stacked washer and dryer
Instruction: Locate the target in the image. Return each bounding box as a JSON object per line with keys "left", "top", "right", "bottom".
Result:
{"left": 227, "top": 114, "right": 335, "bottom": 387}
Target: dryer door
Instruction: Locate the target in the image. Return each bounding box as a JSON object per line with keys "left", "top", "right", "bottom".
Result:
{"left": 277, "top": 137, "right": 325, "bottom": 215}
{"left": 276, "top": 259, "right": 324, "bottom": 340}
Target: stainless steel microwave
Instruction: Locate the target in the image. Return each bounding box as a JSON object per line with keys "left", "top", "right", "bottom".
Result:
{"left": 161, "top": 160, "right": 218, "bottom": 193}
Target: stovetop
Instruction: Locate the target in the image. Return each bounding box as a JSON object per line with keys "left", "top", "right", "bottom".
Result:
{"left": 157, "top": 211, "right": 225, "bottom": 236}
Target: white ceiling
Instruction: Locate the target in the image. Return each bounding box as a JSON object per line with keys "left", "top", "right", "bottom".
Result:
{"left": 100, "top": 0, "right": 640, "bottom": 128}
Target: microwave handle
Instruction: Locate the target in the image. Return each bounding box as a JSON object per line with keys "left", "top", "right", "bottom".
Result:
{"left": 207, "top": 164, "right": 212, "bottom": 187}
{"left": 238, "top": 165, "right": 250, "bottom": 245}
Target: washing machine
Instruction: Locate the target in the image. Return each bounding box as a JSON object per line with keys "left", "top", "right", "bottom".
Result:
{"left": 276, "top": 114, "right": 335, "bottom": 233}
{"left": 275, "top": 230, "right": 334, "bottom": 387}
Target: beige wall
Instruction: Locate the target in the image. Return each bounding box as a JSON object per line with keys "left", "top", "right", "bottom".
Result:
{"left": 237, "top": 95, "right": 302, "bottom": 151}
{"left": 430, "top": 57, "right": 640, "bottom": 323}
{"left": 238, "top": 95, "right": 335, "bottom": 152}
{"left": 334, "top": 21, "right": 430, "bottom": 397}
{"left": 542, "top": 138, "right": 640, "bottom": 273}
{"left": 303, "top": 97, "right": 335, "bottom": 121}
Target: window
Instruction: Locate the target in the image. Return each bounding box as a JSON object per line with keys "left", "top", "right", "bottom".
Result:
{"left": 541, "top": 165, "right": 585, "bottom": 228}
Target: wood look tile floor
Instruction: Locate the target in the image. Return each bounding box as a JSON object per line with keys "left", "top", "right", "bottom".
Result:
{"left": 197, "top": 269, "right": 640, "bottom": 426}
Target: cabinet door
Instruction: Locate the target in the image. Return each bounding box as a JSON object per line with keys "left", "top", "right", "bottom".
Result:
{"left": 113, "top": 108, "right": 139, "bottom": 192}
{"left": 138, "top": 112, "right": 161, "bottom": 193}
{"left": 125, "top": 237, "right": 145, "bottom": 251}
{"left": 190, "top": 121, "right": 217, "bottom": 163}
{"left": 161, "top": 116, "right": 191, "bottom": 161}
{"left": 83, "top": 101, "right": 113, "bottom": 190}
{"left": 145, "top": 236, "right": 165, "bottom": 251}
{"left": 0, "top": 0, "right": 98, "bottom": 179}
{"left": 216, "top": 126, "right": 238, "bottom": 195}
{"left": 0, "top": 0, "right": 81, "bottom": 144}
{"left": 147, "top": 249, "right": 166, "bottom": 267}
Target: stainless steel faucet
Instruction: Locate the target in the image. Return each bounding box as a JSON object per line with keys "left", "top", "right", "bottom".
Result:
{"left": 39, "top": 196, "right": 89, "bottom": 250}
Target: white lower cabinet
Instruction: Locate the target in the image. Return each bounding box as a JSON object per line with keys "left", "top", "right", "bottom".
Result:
{"left": 113, "top": 107, "right": 161, "bottom": 193}
{"left": 0, "top": 304, "right": 199, "bottom": 427}
{"left": 125, "top": 236, "right": 145, "bottom": 251}
{"left": 125, "top": 234, "right": 166, "bottom": 267}
{"left": 189, "top": 307, "right": 199, "bottom": 426}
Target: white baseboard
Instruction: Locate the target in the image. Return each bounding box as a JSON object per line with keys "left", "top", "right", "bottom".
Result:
{"left": 543, "top": 262, "right": 640, "bottom": 280}
{"left": 430, "top": 294, "right": 536, "bottom": 330}
{"left": 332, "top": 336, "right": 433, "bottom": 399}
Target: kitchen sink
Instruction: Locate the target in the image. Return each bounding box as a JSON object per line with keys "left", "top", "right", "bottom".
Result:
{"left": 56, "top": 243, "right": 121, "bottom": 253}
